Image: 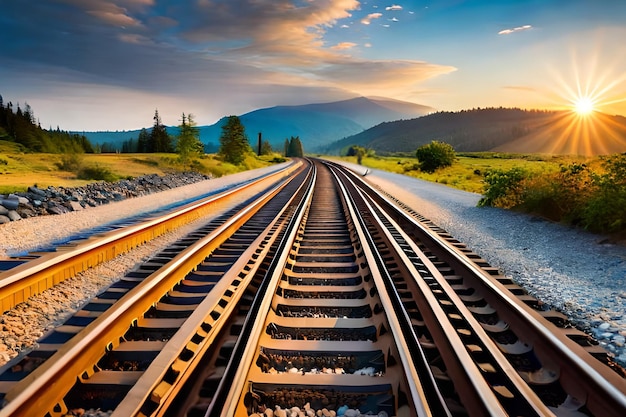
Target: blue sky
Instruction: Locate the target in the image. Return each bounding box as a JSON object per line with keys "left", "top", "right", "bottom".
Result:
{"left": 1, "top": 0, "right": 625, "bottom": 131}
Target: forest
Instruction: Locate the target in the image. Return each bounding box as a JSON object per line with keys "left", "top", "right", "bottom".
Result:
{"left": 0, "top": 94, "right": 94, "bottom": 154}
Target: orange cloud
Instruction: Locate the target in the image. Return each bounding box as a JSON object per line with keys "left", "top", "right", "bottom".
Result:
{"left": 331, "top": 42, "right": 358, "bottom": 50}
{"left": 361, "top": 13, "right": 383, "bottom": 25}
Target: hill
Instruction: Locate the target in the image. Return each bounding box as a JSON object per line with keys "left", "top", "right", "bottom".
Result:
{"left": 323, "top": 108, "right": 626, "bottom": 156}
{"left": 79, "top": 97, "right": 434, "bottom": 152}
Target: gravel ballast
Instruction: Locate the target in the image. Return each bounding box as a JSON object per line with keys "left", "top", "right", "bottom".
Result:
{"left": 1, "top": 161, "right": 625, "bottom": 373}
{"left": 0, "top": 164, "right": 290, "bottom": 366}
{"left": 350, "top": 164, "right": 626, "bottom": 368}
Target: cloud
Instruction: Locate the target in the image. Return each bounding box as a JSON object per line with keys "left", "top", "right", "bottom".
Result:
{"left": 498, "top": 24, "right": 532, "bottom": 35}
{"left": 331, "top": 42, "right": 358, "bottom": 50}
{"left": 502, "top": 85, "right": 537, "bottom": 92}
{"left": 314, "top": 58, "right": 457, "bottom": 96}
{"left": 361, "top": 13, "right": 383, "bottom": 25}
{"left": 386, "top": 5, "right": 403, "bottom": 11}
{"left": 0, "top": 0, "right": 457, "bottom": 129}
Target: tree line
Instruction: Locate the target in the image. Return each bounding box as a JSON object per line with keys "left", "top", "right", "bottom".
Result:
{"left": 1, "top": 94, "right": 305, "bottom": 165}
{"left": 0, "top": 94, "right": 94, "bottom": 153}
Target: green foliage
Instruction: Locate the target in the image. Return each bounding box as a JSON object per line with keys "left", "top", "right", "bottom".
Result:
{"left": 0, "top": 156, "right": 7, "bottom": 166}
{"left": 478, "top": 154, "right": 626, "bottom": 233}
{"left": 580, "top": 154, "right": 626, "bottom": 232}
{"left": 176, "top": 113, "right": 204, "bottom": 164}
{"left": 130, "top": 157, "right": 159, "bottom": 167}
{"left": 137, "top": 128, "right": 150, "bottom": 153}
{"left": 150, "top": 109, "right": 174, "bottom": 153}
{"left": 0, "top": 96, "right": 94, "bottom": 153}
{"left": 77, "top": 164, "right": 118, "bottom": 182}
{"left": 415, "top": 140, "right": 456, "bottom": 173}
{"left": 260, "top": 140, "right": 273, "bottom": 156}
{"left": 285, "top": 136, "right": 304, "bottom": 157}
{"left": 347, "top": 145, "right": 368, "bottom": 164}
{"left": 55, "top": 152, "right": 84, "bottom": 172}
{"left": 219, "top": 116, "right": 252, "bottom": 164}
{"left": 478, "top": 167, "right": 528, "bottom": 207}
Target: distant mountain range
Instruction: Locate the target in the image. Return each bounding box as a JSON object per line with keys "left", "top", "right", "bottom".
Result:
{"left": 79, "top": 101, "right": 626, "bottom": 157}
{"left": 79, "top": 96, "right": 434, "bottom": 152}
{"left": 323, "top": 108, "right": 626, "bottom": 156}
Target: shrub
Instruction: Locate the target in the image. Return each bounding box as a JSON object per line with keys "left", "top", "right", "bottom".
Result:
{"left": 580, "top": 154, "right": 626, "bottom": 232}
{"left": 77, "top": 164, "right": 118, "bottom": 182}
{"left": 415, "top": 141, "right": 456, "bottom": 173}
{"left": 56, "top": 153, "right": 83, "bottom": 172}
{"left": 478, "top": 167, "right": 527, "bottom": 207}
{"left": 0, "top": 156, "right": 7, "bottom": 165}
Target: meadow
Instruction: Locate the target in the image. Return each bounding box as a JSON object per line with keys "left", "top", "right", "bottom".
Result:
{"left": 0, "top": 140, "right": 277, "bottom": 194}
{"left": 339, "top": 152, "right": 593, "bottom": 194}
{"left": 339, "top": 152, "right": 625, "bottom": 236}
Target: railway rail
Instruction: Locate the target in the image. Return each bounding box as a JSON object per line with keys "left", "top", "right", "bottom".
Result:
{"left": 0, "top": 158, "right": 623, "bottom": 417}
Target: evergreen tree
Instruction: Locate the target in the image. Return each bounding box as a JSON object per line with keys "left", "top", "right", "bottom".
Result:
{"left": 286, "top": 136, "right": 304, "bottom": 157}
{"left": 150, "top": 109, "right": 173, "bottom": 153}
{"left": 283, "top": 138, "right": 290, "bottom": 156}
{"left": 260, "top": 140, "right": 273, "bottom": 155}
{"left": 137, "top": 128, "right": 150, "bottom": 153}
{"left": 218, "top": 115, "right": 251, "bottom": 164}
{"left": 176, "top": 113, "right": 204, "bottom": 163}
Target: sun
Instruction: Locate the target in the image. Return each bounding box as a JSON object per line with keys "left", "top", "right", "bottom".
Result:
{"left": 573, "top": 96, "right": 595, "bottom": 116}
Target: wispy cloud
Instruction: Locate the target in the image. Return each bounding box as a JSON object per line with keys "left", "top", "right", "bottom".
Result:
{"left": 361, "top": 13, "right": 383, "bottom": 25}
{"left": 386, "top": 5, "right": 403, "bottom": 11}
{"left": 503, "top": 85, "right": 537, "bottom": 92}
{"left": 331, "top": 42, "right": 357, "bottom": 50}
{"left": 498, "top": 24, "right": 532, "bottom": 35}
{"left": 0, "top": 0, "right": 458, "bottom": 129}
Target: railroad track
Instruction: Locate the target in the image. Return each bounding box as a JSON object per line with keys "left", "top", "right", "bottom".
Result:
{"left": 0, "top": 159, "right": 624, "bottom": 417}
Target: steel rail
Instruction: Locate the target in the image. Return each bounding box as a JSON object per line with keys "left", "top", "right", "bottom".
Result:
{"left": 336, "top": 165, "right": 553, "bottom": 416}
{"left": 206, "top": 162, "right": 317, "bottom": 417}
{"left": 109, "top": 163, "right": 314, "bottom": 417}
{"left": 332, "top": 161, "right": 626, "bottom": 417}
{"left": 0, "top": 165, "right": 304, "bottom": 417}
{"left": 0, "top": 162, "right": 300, "bottom": 313}
{"left": 327, "top": 164, "right": 448, "bottom": 417}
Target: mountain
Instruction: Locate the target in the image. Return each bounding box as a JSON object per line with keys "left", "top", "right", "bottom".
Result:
{"left": 78, "top": 97, "right": 434, "bottom": 151}
{"left": 322, "top": 108, "right": 626, "bottom": 156}
{"left": 200, "top": 96, "right": 434, "bottom": 151}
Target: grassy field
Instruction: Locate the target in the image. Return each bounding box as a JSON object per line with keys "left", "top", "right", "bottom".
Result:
{"left": 0, "top": 140, "right": 277, "bottom": 194}
{"left": 337, "top": 152, "right": 596, "bottom": 194}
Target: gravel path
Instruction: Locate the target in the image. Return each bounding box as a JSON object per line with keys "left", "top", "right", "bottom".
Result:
{"left": 343, "top": 162, "right": 626, "bottom": 367}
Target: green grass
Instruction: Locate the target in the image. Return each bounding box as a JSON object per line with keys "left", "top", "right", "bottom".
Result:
{"left": 338, "top": 152, "right": 594, "bottom": 194}
{"left": 0, "top": 145, "right": 276, "bottom": 194}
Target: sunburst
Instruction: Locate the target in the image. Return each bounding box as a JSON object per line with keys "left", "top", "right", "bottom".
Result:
{"left": 573, "top": 95, "right": 595, "bottom": 116}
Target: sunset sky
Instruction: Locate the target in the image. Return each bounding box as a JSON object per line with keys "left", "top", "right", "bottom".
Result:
{"left": 1, "top": 0, "right": 626, "bottom": 131}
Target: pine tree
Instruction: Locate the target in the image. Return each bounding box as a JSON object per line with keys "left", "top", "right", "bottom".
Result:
{"left": 283, "top": 138, "right": 290, "bottom": 156}
{"left": 176, "top": 113, "right": 204, "bottom": 163}
{"left": 150, "top": 109, "right": 173, "bottom": 153}
{"left": 260, "top": 140, "right": 273, "bottom": 155}
{"left": 137, "top": 128, "right": 150, "bottom": 153}
{"left": 286, "top": 136, "right": 304, "bottom": 157}
{"left": 218, "top": 116, "right": 251, "bottom": 164}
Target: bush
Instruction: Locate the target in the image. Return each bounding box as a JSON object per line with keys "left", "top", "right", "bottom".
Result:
{"left": 415, "top": 141, "right": 456, "bottom": 173}
{"left": 580, "top": 154, "right": 626, "bottom": 232}
{"left": 478, "top": 167, "right": 527, "bottom": 207}
{"left": 56, "top": 153, "right": 83, "bottom": 172}
{"left": 77, "top": 164, "right": 118, "bottom": 182}
{"left": 0, "top": 157, "right": 7, "bottom": 165}
{"left": 478, "top": 154, "right": 626, "bottom": 234}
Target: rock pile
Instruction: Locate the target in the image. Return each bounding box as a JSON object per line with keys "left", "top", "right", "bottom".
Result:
{"left": 0, "top": 172, "right": 211, "bottom": 224}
